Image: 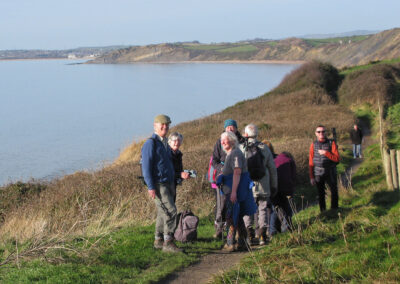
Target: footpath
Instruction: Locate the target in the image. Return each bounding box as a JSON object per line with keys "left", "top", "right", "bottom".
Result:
{"left": 160, "top": 127, "right": 371, "bottom": 284}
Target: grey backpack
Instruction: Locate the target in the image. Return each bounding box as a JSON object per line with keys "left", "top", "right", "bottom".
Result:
{"left": 174, "top": 210, "right": 199, "bottom": 242}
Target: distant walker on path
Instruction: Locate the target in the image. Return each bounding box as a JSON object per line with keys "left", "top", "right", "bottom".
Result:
{"left": 350, "top": 124, "right": 363, "bottom": 159}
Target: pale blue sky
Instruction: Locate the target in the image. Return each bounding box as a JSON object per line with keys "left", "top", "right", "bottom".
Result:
{"left": 1, "top": 0, "right": 399, "bottom": 50}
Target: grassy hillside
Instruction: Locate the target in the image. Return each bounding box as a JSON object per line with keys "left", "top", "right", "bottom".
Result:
{"left": 212, "top": 61, "right": 400, "bottom": 283}
{"left": 1, "top": 60, "right": 399, "bottom": 282}
{"left": 89, "top": 28, "right": 400, "bottom": 68}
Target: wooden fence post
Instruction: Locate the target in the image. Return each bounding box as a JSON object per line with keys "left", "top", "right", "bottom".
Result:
{"left": 390, "top": 149, "right": 398, "bottom": 190}
{"left": 384, "top": 148, "right": 394, "bottom": 190}
{"left": 397, "top": 150, "right": 400, "bottom": 190}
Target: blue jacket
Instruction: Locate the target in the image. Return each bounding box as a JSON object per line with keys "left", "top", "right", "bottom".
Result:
{"left": 141, "top": 134, "right": 175, "bottom": 190}
{"left": 217, "top": 172, "right": 258, "bottom": 226}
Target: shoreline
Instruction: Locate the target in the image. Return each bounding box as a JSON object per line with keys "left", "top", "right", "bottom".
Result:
{"left": 1, "top": 57, "right": 305, "bottom": 65}
{"left": 88, "top": 59, "right": 306, "bottom": 65}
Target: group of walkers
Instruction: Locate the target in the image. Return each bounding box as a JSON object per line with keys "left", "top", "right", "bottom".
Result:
{"left": 141, "top": 114, "right": 344, "bottom": 253}
{"left": 211, "top": 119, "right": 296, "bottom": 251}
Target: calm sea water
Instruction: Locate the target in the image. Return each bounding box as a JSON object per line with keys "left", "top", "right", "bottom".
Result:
{"left": 0, "top": 60, "right": 298, "bottom": 185}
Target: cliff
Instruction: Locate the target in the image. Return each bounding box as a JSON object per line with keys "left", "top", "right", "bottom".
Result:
{"left": 88, "top": 28, "right": 400, "bottom": 67}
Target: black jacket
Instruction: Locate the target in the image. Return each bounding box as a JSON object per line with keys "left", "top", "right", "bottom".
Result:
{"left": 350, "top": 128, "right": 363, "bottom": 144}
{"left": 171, "top": 149, "right": 183, "bottom": 185}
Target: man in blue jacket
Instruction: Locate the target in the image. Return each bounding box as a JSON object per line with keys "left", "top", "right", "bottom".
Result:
{"left": 141, "top": 114, "right": 181, "bottom": 253}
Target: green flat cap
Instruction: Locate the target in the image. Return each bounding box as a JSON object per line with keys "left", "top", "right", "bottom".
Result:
{"left": 154, "top": 114, "right": 171, "bottom": 124}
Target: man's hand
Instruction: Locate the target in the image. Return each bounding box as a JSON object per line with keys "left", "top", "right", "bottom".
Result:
{"left": 181, "top": 172, "right": 190, "bottom": 179}
{"left": 230, "top": 192, "right": 237, "bottom": 203}
{"left": 148, "top": 189, "right": 156, "bottom": 199}
{"left": 318, "top": 149, "right": 327, "bottom": 155}
{"left": 310, "top": 178, "right": 316, "bottom": 186}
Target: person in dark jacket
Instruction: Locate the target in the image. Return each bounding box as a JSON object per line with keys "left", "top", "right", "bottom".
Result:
{"left": 141, "top": 114, "right": 181, "bottom": 253}
{"left": 212, "top": 119, "right": 245, "bottom": 238}
{"left": 168, "top": 132, "right": 190, "bottom": 202}
{"left": 309, "top": 125, "right": 340, "bottom": 212}
{"left": 269, "top": 150, "right": 297, "bottom": 236}
{"left": 350, "top": 124, "right": 363, "bottom": 158}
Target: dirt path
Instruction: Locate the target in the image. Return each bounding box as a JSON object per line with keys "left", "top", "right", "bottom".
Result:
{"left": 160, "top": 125, "right": 372, "bottom": 284}
{"left": 159, "top": 250, "right": 248, "bottom": 284}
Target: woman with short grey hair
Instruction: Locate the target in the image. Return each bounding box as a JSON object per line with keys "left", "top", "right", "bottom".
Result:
{"left": 220, "top": 131, "right": 238, "bottom": 152}
{"left": 217, "top": 131, "right": 256, "bottom": 252}
{"left": 168, "top": 132, "right": 189, "bottom": 202}
{"left": 168, "top": 132, "right": 183, "bottom": 144}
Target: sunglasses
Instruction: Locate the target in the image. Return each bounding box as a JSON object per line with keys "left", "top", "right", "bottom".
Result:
{"left": 316, "top": 130, "right": 326, "bottom": 133}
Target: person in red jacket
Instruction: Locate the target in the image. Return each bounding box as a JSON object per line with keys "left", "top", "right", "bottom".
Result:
{"left": 309, "top": 125, "right": 340, "bottom": 212}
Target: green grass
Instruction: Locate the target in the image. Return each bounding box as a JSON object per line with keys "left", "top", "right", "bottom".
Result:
{"left": 182, "top": 43, "right": 259, "bottom": 54}
{"left": 213, "top": 143, "right": 400, "bottom": 283}
{"left": 215, "top": 44, "right": 258, "bottom": 54}
{"left": 0, "top": 216, "right": 222, "bottom": 283}
{"left": 340, "top": 57, "right": 400, "bottom": 75}
{"left": 182, "top": 44, "right": 228, "bottom": 51}
{"left": 386, "top": 80, "right": 400, "bottom": 148}
{"left": 304, "top": 35, "right": 369, "bottom": 47}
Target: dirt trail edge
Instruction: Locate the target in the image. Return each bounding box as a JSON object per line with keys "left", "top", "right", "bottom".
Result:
{"left": 159, "top": 250, "right": 248, "bottom": 284}
{"left": 160, "top": 125, "right": 371, "bottom": 284}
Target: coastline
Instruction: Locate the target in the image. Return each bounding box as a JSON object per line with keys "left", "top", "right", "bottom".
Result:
{"left": 0, "top": 56, "right": 305, "bottom": 65}
{"left": 88, "top": 59, "right": 306, "bottom": 65}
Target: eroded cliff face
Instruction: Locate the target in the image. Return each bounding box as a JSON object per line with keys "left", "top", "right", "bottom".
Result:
{"left": 89, "top": 28, "right": 400, "bottom": 67}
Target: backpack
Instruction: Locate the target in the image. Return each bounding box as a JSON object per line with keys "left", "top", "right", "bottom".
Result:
{"left": 174, "top": 210, "right": 199, "bottom": 243}
{"left": 138, "top": 137, "right": 157, "bottom": 185}
{"left": 245, "top": 142, "right": 266, "bottom": 181}
{"left": 206, "top": 156, "right": 217, "bottom": 183}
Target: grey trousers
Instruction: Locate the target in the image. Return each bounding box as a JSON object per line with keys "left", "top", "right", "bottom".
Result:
{"left": 154, "top": 182, "right": 177, "bottom": 239}
{"left": 215, "top": 188, "right": 227, "bottom": 231}
{"left": 243, "top": 197, "right": 270, "bottom": 231}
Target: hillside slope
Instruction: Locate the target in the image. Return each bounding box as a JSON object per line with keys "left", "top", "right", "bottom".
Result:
{"left": 1, "top": 61, "right": 400, "bottom": 282}
{"left": 89, "top": 28, "right": 400, "bottom": 67}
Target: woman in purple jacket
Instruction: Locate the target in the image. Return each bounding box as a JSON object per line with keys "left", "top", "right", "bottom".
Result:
{"left": 268, "top": 146, "right": 297, "bottom": 236}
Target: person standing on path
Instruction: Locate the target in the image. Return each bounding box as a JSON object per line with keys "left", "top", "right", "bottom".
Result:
{"left": 211, "top": 119, "right": 245, "bottom": 239}
{"left": 240, "top": 124, "right": 277, "bottom": 245}
{"left": 309, "top": 125, "right": 340, "bottom": 212}
{"left": 141, "top": 114, "right": 181, "bottom": 253}
{"left": 168, "top": 132, "right": 190, "bottom": 202}
{"left": 350, "top": 124, "right": 363, "bottom": 159}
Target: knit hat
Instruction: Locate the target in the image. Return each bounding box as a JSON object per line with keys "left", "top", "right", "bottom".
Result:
{"left": 224, "top": 119, "right": 237, "bottom": 129}
{"left": 154, "top": 114, "right": 171, "bottom": 124}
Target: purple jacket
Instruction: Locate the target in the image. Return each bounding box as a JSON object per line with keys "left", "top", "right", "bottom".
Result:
{"left": 274, "top": 153, "right": 296, "bottom": 196}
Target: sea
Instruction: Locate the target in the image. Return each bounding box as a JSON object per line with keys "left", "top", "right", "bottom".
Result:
{"left": 0, "top": 59, "right": 299, "bottom": 185}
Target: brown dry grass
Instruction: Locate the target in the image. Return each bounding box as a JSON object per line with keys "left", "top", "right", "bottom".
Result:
{"left": 0, "top": 61, "right": 357, "bottom": 244}
{"left": 338, "top": 64, "right": 400, "bottom": 108}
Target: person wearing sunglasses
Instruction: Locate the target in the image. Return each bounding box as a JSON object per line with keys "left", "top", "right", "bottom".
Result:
{"left": 308, "top": 125, "right": 340, "bottom": 212}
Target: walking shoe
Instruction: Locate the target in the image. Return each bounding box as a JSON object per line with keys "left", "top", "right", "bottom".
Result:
{"left": 222, "top": 243, "right": 235, "bottom": 252}
{"left": 259, "top": 228, "right": 269, "bottom": 246}
{"left": 162, "top": 240, "right": 182, "bottom": 253}
{"left": 153, "top": 239, "right": 163, "bottom": 249}
{"left": 213, "top": 230, "right": 223, "bottom": 239}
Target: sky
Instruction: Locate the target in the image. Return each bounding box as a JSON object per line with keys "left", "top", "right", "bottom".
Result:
{"left": 1, "top": 0, "right": 399, "bottom": 50}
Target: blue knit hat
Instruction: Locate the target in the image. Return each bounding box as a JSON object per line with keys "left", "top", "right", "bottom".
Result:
{"left": 224, "top": 119, "right": 237, "bottom": 129}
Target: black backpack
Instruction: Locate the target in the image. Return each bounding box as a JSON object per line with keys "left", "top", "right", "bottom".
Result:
{"left": 245, "top": 141, "right": 266, "bottom": 181}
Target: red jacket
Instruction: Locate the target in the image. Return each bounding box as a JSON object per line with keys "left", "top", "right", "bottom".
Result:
{"left": 309, "top": 139, "right": 339, "bottom": 180}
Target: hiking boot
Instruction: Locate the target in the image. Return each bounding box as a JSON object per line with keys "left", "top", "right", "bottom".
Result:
{"left": 236, "top": 238, "right": 249, "bottom": 251}
{"left": 222, "top": 243, "right": 236, "bottom": 252}
{"left": 259, "top": 228, "right": 269, "bottom": 246}
{"left": 153, "top": 239, "right": 163, "bottom": 249}
{"left": 246, "top": 227, "right": 255, "bottom": 246}
{"left": 162, "top": 240, "right": 182, "bottom": 253}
